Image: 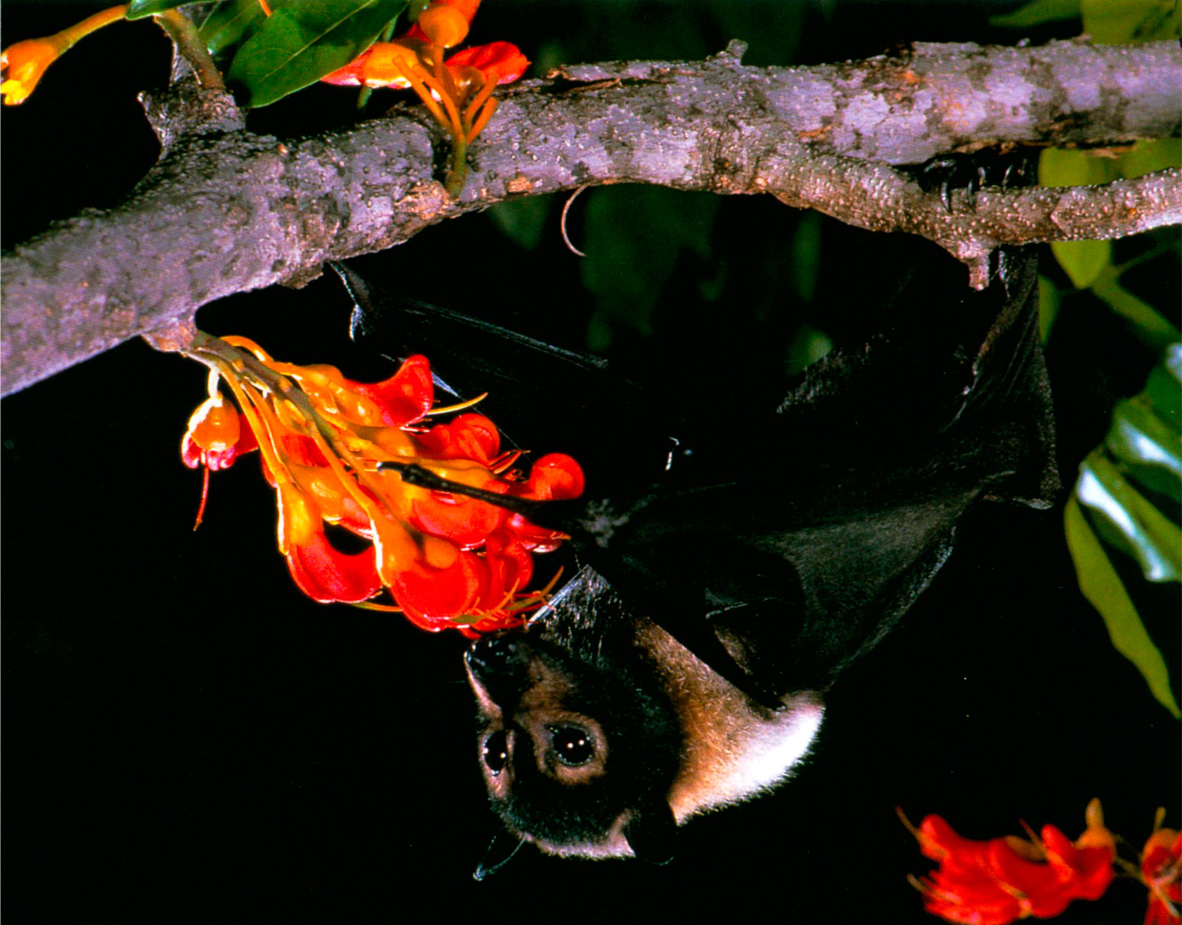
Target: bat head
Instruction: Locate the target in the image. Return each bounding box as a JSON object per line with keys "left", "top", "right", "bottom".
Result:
{"left": 464, "top": 568, "right": 826, "bottom": 873}
{"left": 464, "top": 625, "right": 683, "bottom": 864}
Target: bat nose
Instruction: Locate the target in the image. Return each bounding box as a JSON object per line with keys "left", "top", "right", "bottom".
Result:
{"left": 465, "top": 632, "right": 527, "bottom": 675}
{"left": 465, "top": 633, "right": 534, "bottom": 703}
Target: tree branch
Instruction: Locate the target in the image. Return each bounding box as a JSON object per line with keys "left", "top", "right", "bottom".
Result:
{"left": 3, "top": 38, "right": 1179, "bottom": 395}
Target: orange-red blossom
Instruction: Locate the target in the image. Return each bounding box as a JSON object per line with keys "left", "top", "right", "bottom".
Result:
{"left": 902, "top": 800, "right": 1117, "bottom": 924}
{"left": 322, "top": 0, "right": 528, "bottom": 191}
{"left": 182, "top": 337, "right": 582, "bottom": 636}
{"left": 1142, "top": 822, "right": 1181, "bottom": 925}
{"left": 1, "top": 5, "right": 128, "bottom": 105}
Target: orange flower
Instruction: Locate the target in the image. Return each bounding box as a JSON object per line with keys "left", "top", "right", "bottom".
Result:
{"left": 321, "top": 0, "right": 528, "bottom": 193}
{"left": 903, "top": 800, "right": 1116, "bottom": 925}
{"left": 180, "top": 334, "right": 582, "bottom": 636}
{"left": 1, "top": 5, "right": 128, "bottom": 105}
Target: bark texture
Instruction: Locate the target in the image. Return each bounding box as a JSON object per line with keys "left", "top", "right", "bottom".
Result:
{"left": 3, "top": 38, "right": 1180, "bottom": 395}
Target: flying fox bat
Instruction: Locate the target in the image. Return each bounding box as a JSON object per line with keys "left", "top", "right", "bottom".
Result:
{"left": 334, "top": 210, "right": 1058, "bottom": 872}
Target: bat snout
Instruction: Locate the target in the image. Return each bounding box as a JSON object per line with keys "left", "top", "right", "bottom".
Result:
{"left": 465, "top": 633, "right": 537, "bottom": 706}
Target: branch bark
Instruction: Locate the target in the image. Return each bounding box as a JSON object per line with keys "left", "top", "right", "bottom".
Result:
{"left": 3, "top": 38, "right": 1180, "bottom": 396}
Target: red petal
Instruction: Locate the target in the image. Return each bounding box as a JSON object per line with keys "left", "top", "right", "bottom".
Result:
{"left": 181, "top": 432, "right": 204, "bottom": 469}
{"left": 348, "top": 355, "right": 435, "bottom": 427}
{"left": 445, "top": 42, "right": 529, "bottom": 85}
{"left": 392, "top": 551, "right": 485, "bottom": 623}
{"left": 415, "top": 413, "right": 501, "bottom": 465}
{"left": 481, "top": 533, "right": 534, "bottom": 604}
{"left": 277, "top": 434, "right": 329, "bottom": 467}
{"left": 518, "top": 453, "right": 585, "bottom": 500}
{"left": 409, "top": 489, "right": 506, "bottom": 547}
{"left": 285, "top": 529, "right": 381, "bottom": 604}
{"left": 321, "top": 50, "right": 369, "bottom": 86}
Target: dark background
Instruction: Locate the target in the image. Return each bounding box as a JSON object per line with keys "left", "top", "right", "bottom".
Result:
{"left": 3, "top": 2, "right": 1178, "bottom": 923}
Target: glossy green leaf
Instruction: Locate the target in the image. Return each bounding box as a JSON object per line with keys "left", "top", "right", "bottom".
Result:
{"left": 126, "top": 0, "right": 193, "bottom": 20}
{"left": 1065, "top": 498, "right": 1181, "bottom": 718}
{"left": 227, "top": 0, "right": 407, "bottom": 109}
{"left": 989, "top": 0, "right": 1081, "bottom": 28}
{"left": 1146, "top": 344, "right": 1182, "bottom": 424}
{"left": 1106, "top": 396, "right": 1182, "bottom": 503}
{"left": 198, "top": 0, "right": 268, "bottom": 58}
{"left": 1078, "top": 451, "right": 1181, "bottom": 582}
{"left": 1107, "top": 398, "right": 1182, "bottom": 478}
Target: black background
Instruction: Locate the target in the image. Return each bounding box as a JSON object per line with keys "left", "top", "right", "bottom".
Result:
{"left": 3, "top": 3, "right": 1178, "bottom": 923}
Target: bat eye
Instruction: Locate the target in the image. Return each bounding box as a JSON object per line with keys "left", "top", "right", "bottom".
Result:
{"left": 482, "top": 731, "right": 508, "bottom": 775}
{"left": 548, "top": 725, "right": 594, "bottom": 766}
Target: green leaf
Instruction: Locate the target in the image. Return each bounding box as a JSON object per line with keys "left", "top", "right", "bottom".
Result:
{"left": 1077, "top": 451, "right": 1181, "bottom": 582}
{"left": 198, "top": 0, "right": 268, "bottom": 58}
{"left": 125, "top": 0, "right": 193, "bottom": 20}
{"left": 1118, "top": 138, "right": 1182, "bottom": 179}
{"left": 1145, "top": 343, "right": 1182, "bottom": 424}
{"left": 1090, "top": 270, "right": 1181, "bottom": 350}
{"left": 1051, "top": 240, "right": 1112, "bottom": 289}
{"left": 1081, "top": 0, "right": 1179, "bottom": 43}
{"left": 1039, "top": 147, "right": 1116, "bottom": 189}
{"left": 989, "top": 0, "right": 1081, "bottom": 28}
{"left": 1107, "top": 397, "right": 1182, "bottom": 478}
{"left": 1065, "top": 498, "right": 1181, "bottom": 718}
{"left": 226, "top": 0, "right": 407, "bottom": 109}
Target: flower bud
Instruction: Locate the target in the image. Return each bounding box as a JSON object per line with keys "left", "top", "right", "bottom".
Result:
{"left": 417, "top": 5, "right": 469, "bottom": 48}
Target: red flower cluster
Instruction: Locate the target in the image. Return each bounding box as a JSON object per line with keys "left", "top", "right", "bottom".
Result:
{"left": 1143, "top": 825, "right": 1181, "bottom": 925}
{"left": 904, "top": 800, "right": 1116, "bottom": 925}
{"left": 181, "top": 338, "right": 582, "bottom": 636}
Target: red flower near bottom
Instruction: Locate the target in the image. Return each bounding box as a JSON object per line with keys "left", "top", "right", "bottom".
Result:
{"left": 1143, "top": 826, "right": 1181, "bottom": 925}
{"left": 903, "top": 800, "right": 1116, "bottom": 925}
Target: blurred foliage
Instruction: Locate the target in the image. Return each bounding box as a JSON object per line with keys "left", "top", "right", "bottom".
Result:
{"left": 991, "top": 0, "right": 1180, "bottom": 40}
{"left": 996, "top": 0, "right": 1181, "bottom": 716}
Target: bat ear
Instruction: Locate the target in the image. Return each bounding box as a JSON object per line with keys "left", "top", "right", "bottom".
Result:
{"left": 473, "top": 830, "right": 525, "bottom": 881}
{"left": 622, "top": 802, "right": 678, "bottom": 865}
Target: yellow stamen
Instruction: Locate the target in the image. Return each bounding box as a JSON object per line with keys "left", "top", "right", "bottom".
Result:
{"left": 425, "top": 392, "right": 487, "bottom": 415}
{"left": 257, "top": 0, "right": 273, "bottom": 15}
{"left": 350, "top": 600, "right": 404, "bottom": 613}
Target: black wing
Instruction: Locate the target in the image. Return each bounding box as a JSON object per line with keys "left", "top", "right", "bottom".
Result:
{"left": 338, "top": 236, "right": 1057, "bottom": 704}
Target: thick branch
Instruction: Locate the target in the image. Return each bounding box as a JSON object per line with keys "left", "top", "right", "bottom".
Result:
{"left": 3, "top": 39, "right": 1180, "bottom": 395}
